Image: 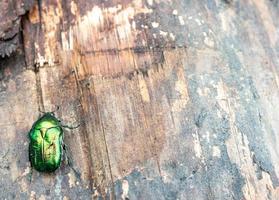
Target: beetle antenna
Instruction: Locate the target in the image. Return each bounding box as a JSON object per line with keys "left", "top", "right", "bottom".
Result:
{"left": 71, "top": 166, "right": 82, "bottom": 181}
{"left": 61, "top": 119, "right": 87, "bottom": 129}
{"left": 13, "top": 167, "right": 33, "bottom": 184}
{"left": 50, "top": 105, "right": 60, "bottom": 115}
{"left": 61, "top": 123, "right": 80, "bottom": 129}
{"left": 38, "top": 108, "right": 46, "bottom": 114}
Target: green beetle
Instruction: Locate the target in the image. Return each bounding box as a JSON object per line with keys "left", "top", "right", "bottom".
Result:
{"left": 29, "top": 112, "right": 79, "bottom": 173}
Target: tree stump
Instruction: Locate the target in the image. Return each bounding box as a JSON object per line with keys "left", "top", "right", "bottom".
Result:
{"left": 1, "top": 0, "right": 279, "bottom": 199}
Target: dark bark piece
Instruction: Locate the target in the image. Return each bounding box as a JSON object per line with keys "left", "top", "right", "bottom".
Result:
{"left": 0, "top": 0, "right": 35, "bottom": 57}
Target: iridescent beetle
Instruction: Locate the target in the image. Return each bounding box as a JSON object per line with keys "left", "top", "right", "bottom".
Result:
{"left": 28, "top": 111, "right": 80, "bottom": 176}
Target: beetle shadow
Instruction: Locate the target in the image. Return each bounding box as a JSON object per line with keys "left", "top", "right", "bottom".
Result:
{"left": 61, "top": 143, "right": 82, "bottom": 181}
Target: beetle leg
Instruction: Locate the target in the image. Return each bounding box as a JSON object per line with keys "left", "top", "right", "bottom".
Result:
{"left": 38, "top": 107, "right": 47, "bottom": 116}
{"left": 28, "top": 167, "right": 33, "bottom": 183}
{"left": 61, "top": 118, "right": 87, "bottom": 130}
{"left": 50, "top": 105, "right": 60, "bottom": 116}
{"left": 13, "top": 166, "right": 33, "bottom": 184}
{"left": 61, "top": 123, "right": 81, "bottom": 130}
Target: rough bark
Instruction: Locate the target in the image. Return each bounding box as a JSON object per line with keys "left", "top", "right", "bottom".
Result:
{"left": 1, "top": 0, "right": 279, "bottom": 199}
{"left": 0, "top": 0, "right": 34, "bottom": 57}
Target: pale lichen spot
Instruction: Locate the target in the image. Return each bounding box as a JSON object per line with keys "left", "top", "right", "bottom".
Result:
{"left": 147, "top": 0, "right": 153, "bottom": 6}
{"left": 38, "top": 195, "right": 46, "bottom": 200}
{"left": 151, "top": 21, "right": 159, "bottom": 28}
{"left": 34, "top": 43, "right": 47, "bottom": 67}
{"left": 67, "top": 172, "right": 76, "bottom": 188}
{"left": 202, "top": 131, "right": 210, "bottom": 142}
{"left": 197, "top": 87, "right": 210, "bottom": 96}
{"left": 217, "top": 110, "right": 222, "bottom": 118}
{"left": 212, "top": 146, "right": 221, "bottom": 158}
{"left": 161, "top": 170, "right": 171, "bottom": 183}
{"left": 63, "top": 196, "right": 70, "bottom": 200}
{"left": 132, "top": 21, "right": 136, "bottom": 29}
{"left": 169, "top": 33, "right": 175, "bottom": 40}
{"left": 195, "top": 18, "right": 202, "bottom": 26}
{"left": 172, "top": 10, "right": 178, "bottom": 15}
{"left": 197, "top": 88, "right": 203, "bottom": 96}
{"left": 193, "top": 133, "right": 202, "bottom": 158}
{"left": 61, "top": 31, "right": 72, "bottom": 51}
{"left": 159, "top": 30, "right": 168, "bottom": 37}
{"left": 178, "top": 16, "right": 185, "bottom": 25}
{"left": 142, "top": 39, "right": 146, "bottom": 45}
{"left": 204, "top": 37, "right": 215, "bottom": 48}
{"left": 92, "top": 190, "right": 100, "bottom": 198}
{"left": 30, "top": 191, "right": 36, "bottom": 200}
{"left": 141, "top": 24, "right": 148, "bottom": 29}
{"left": 121, "top": 180, "right": 129, "bottom": 199}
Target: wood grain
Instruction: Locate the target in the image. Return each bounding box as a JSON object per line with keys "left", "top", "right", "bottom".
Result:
{"left": 1, "top": 0, "right": 279, "bottom": 199}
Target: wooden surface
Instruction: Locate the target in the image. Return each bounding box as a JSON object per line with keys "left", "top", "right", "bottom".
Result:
{"left": 0, "top": 0, "right": 34, "bottom": 57}
{"left": 1, "top": 0, "right": 279, "bottom": 199}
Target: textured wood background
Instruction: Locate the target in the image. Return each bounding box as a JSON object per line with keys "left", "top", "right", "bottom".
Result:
{"left": 1, "top": 0, "right": 279, "bottom": 199}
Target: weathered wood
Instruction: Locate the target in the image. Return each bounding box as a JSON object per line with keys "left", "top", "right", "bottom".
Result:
{"left": 0, "top": 0, "right": 34, "bottom": 57}
{"left": 1, "top": 0, "right": 279, "bottom": 199}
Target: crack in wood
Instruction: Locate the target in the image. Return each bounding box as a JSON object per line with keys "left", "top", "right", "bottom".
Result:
{"left": 72, "top": 65, "right": 95, "bottom": 191}
{"left": 73, "top": 65, "right": 116, "bottom": 197}
{"left": 86, "top": 79, "right": 116, "bottom": 198}
{"left": 37, "top": 0, "right": 42, "bottom": 29}
{"left": 79, "top": 45, "right": 186, "bottom": 56}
